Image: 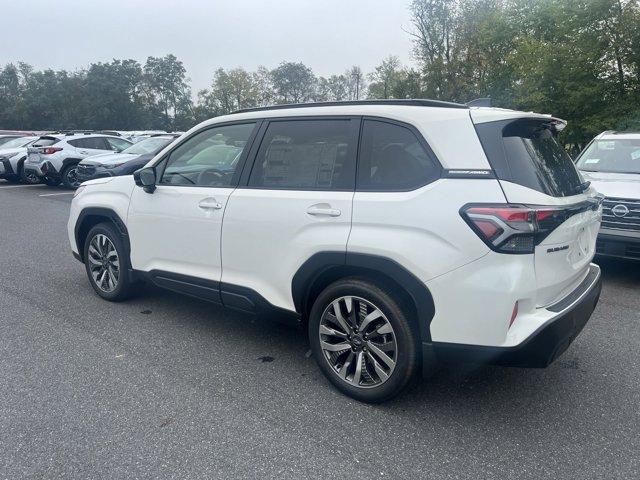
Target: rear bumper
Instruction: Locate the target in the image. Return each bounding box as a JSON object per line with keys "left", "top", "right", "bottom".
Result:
{"left": 425, "top": 263, "right": 601, "bottom": 369}
{"left": 596, "top": 232, "right": 640, "bottom": 261}
{"left": 25, "top": 161, "right": 59, "bottom": 178}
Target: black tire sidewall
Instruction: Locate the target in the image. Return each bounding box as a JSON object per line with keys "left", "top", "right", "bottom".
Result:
{"left": 83, "top": 223, "right": 132, "bottom": 302}
{"left": 61, "top": 164, "right": 80, "bottom": 189}
{"left": 309, "top": 278, "right": 418, "bottom": 403}
{"left": 43, "top": 177, "right": 60, "bottom": 186}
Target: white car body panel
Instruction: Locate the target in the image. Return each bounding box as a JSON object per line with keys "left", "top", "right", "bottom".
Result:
{"left": 221, "top": 189, "right": 354, "bottom": 311}
{"left": 68, "top": 103, "right": 602, "bottom": 355}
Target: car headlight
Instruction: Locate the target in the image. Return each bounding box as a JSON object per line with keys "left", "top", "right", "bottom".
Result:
{"left": 73, "top": 185, "right": 86, "bottom": 198}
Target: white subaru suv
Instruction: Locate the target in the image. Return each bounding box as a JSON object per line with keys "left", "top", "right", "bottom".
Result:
{"left": 68, "top": 100, "right": 603, "bottom": 402}
{"left": 576, "top": 131, "right": 640, "bottom": 261}
{"left": 25, "top": 133, "right": 132, "bottom": 188}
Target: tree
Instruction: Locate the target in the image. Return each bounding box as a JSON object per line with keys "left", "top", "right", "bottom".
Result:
{"left": 143, "top": 54, "right": 192, "bottom": 130}
{"left": 346, "top": 66, "right": 366, "bottom": 100}
{"left": 368, "top": 56, "right": 404, "bottom": 99}
{"left": 271, "top": 61, "right": 316, "bottom": 103}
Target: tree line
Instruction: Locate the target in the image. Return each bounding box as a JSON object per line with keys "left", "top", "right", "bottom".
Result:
{"left": 1, "top": 0, "right": 639, "bottom": 148}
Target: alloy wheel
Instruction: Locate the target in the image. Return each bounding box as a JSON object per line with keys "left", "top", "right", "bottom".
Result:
{"left": 319, "top": 296, "right": 397, "bottom": 388}
{"left": 66, "top": 167, "right": 80, "bottom": 188}
{"left": 88, "top": 234, "right": 120, "bottom": 293}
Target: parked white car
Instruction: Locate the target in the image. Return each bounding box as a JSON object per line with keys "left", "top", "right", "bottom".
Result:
{"left": 0, "top": 136, "right": 40, "bottom": 183}
{"left": 576, "top": 131, "right": 640, "bottom": 260}
{"left": 68, "top": 100, "right": 603, "bottom": 402}
{"left": 24, "top": 133, "right": 132, "bottom": 188}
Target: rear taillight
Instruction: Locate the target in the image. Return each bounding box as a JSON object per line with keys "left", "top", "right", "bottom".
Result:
{"left": 42, "top": 147, "right": 62, "bottom": 155}
{"left": 460, "top": 204, "right": 566, "bottom": 254}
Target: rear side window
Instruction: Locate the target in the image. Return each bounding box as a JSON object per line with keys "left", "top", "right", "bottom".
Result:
{"left": 69, "top": 137, "right": 108, "bottom": 150}
{"left": 248, "top": 119, "right": 358, "bottom": 190}
{"left": 475, "top": 119, "right": 583, "bottom": 197}
{"left": 357, "top": 120, "right": 440, "bottom": 191}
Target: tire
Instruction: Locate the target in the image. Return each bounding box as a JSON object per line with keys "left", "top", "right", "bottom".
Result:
{"left": 20, "top": 163, "right": 40, "bottom": 184}
{"left": 83, "top": 222, "right": 134, "bottom": 302}
{"left": 43, "top": 177, "right": 60, "bottom": 187}
{"left": 4, "top": 175, "right": 20, "bottom": 184}
{"left": 308, "top": 278, "right": 418, "bottom": 403}
{"left": 61, "top": 163, "right": 81, "bottom": 189}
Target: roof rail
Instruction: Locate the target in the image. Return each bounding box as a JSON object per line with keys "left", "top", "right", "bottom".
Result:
{"left": 466, "top": 97, "right": 491, "bottom": 107}
{"left": 233, "top": 98, "right": 469, "bottom": 114}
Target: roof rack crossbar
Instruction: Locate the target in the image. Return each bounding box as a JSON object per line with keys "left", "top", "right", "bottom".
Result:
{"left": 232, "top": 99, "right": 469, "bottom": 114}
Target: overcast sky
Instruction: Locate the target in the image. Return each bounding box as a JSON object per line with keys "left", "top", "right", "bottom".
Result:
{"left": 2, "top": 0, "right": 416, "bottom": 92}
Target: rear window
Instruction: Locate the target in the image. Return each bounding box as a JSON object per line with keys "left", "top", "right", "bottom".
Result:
{"left": 33, "top": 137, "right": 59, "bottom": 147}
{"left": 475, "top": 119, "right": 583, "bottom": 197}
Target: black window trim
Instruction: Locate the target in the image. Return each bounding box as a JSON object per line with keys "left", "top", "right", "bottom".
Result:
{"left": 238, "top": 115, "right": 362, "bottom": 192}
{"left": 355, "top": 115, "right": 443, "bottom": 193}
{"left": 151, "top": 120, "right": 263, "bottom": 189}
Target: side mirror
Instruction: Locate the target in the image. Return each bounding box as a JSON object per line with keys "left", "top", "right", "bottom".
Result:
{"left": 133, "top": 167, "right": 157, "bottom": 194}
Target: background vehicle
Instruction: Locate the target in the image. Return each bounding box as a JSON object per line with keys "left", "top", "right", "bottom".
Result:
{"left": 0, "top": 134, "right": 26, "bottom": 147}
{"left": 576, "top": 131, "right": 640, "bottom": 260}
{"left": 0, "top": 136, "right": 39, "bottom": 183}
{"left": 77, "top": 134, "right": 180, "bottom": 183}
{"left": 25, "top": 133, "right": 132, "bottom": 188}
{"left": 69, "top": 100, "right": 602, "bottom": 402}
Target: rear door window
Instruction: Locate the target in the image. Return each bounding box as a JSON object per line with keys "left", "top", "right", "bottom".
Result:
{"left": 357, "top": 119, "right": 440, "bottom": 191}
{"left": 475, "top": 119, "right": 583, "bottom": 197}
{"left": 248, "top": 119, "right": 358, "bottom": 190}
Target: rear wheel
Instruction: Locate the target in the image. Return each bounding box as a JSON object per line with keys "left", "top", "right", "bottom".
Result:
{"left": 61, "top": 163, "right": 81, "bottom": 189}
{"left": 43, "top": 177, "right": 60, "bottom": 187}
{"left": 20, "top": 164, "right": 40, "bottom": 184}
{"left": 83, "top": 223, "right": 134, "bottom": 302}
{"left": 4, "top": 175, "right": 20, "bottom": 184}
{"left": 309, "top": 278, "right": 418, "bottom": 403}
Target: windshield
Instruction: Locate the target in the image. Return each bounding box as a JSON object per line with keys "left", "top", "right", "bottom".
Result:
{"left": 576, "top": 138, "right": 640, "bottom": 174}
{"left": 122, "top": 136, "right": 174, "bottom": 155}
{"left": 0, "top": 136, "right": 37, "bottom": 149}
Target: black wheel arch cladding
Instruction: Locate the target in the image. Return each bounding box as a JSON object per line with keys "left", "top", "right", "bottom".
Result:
{"left": 75, "top": 208, "right": 130, "bottom": 263}
{"left": 292, "top": 252, "right": 436, "bottom": 342}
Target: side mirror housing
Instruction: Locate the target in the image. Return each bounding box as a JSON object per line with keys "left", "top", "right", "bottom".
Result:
{"left": 133, "top": 167, "right": 157, "bottom": 194}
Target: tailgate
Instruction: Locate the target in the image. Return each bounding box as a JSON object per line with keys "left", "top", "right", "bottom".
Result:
{"left": 472, "top": 114, "right": 603, "bottom": 307}
{"left": 533, "top": 196, "right": 602, "bottom": 306}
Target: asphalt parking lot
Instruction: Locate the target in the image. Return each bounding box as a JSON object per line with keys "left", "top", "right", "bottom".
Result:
{"left": 0, "top": 182, "right": 639, "bottom": 479}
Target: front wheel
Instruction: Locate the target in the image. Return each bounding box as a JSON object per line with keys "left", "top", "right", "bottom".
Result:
{"left": 61, "top": 164, "right": 81, "bottom": 189}
{"left": 308, "top": 278, "right": 418, "bottom": 403}
{"left": 83, "top": 223, "right": 134, "bottom": 302}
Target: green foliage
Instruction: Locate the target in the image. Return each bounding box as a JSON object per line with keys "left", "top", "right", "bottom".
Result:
{"left": 409, "top": 0, "right": 640, "bottom": 147}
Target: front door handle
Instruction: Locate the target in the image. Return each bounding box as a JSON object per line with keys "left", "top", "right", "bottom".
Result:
{"left": 198, "top": 198, "right": 223, "bottom": 210}
{"left": 307, "top": 204, "right": 341, "bottom": 217}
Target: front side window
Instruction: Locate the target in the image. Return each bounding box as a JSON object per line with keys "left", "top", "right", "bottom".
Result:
{"left": 160, "top": 123, "right": 255, "bottom": 187}
{"left": 357, "top": 120, "right": 440, "bottom": 191}
{"left": 248, "top": 119, "right": 357, "bottom": 190}
{"left": 106, "top": 137, "right": 132, "bottom": 152}
{"left": 576, "top": 138, "right": 640, "bottom": 174}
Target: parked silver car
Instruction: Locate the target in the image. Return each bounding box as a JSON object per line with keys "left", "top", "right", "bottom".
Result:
{"left": 576, "top": 131, "right": 640, "bottom": 260}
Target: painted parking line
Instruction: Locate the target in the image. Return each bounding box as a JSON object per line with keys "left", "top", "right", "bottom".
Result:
{"left": 38, "top": 192, "right": 74, "bottom": 197}
{"left": 0, "top": 184, "right": 44, "bottom": 189}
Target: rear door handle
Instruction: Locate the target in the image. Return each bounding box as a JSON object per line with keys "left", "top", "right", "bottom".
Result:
{"left": 306, "top": 204, "right": 341, "bottom": 217}
{"left": 198, "top": 198, "right": 223, "bottom": 210}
